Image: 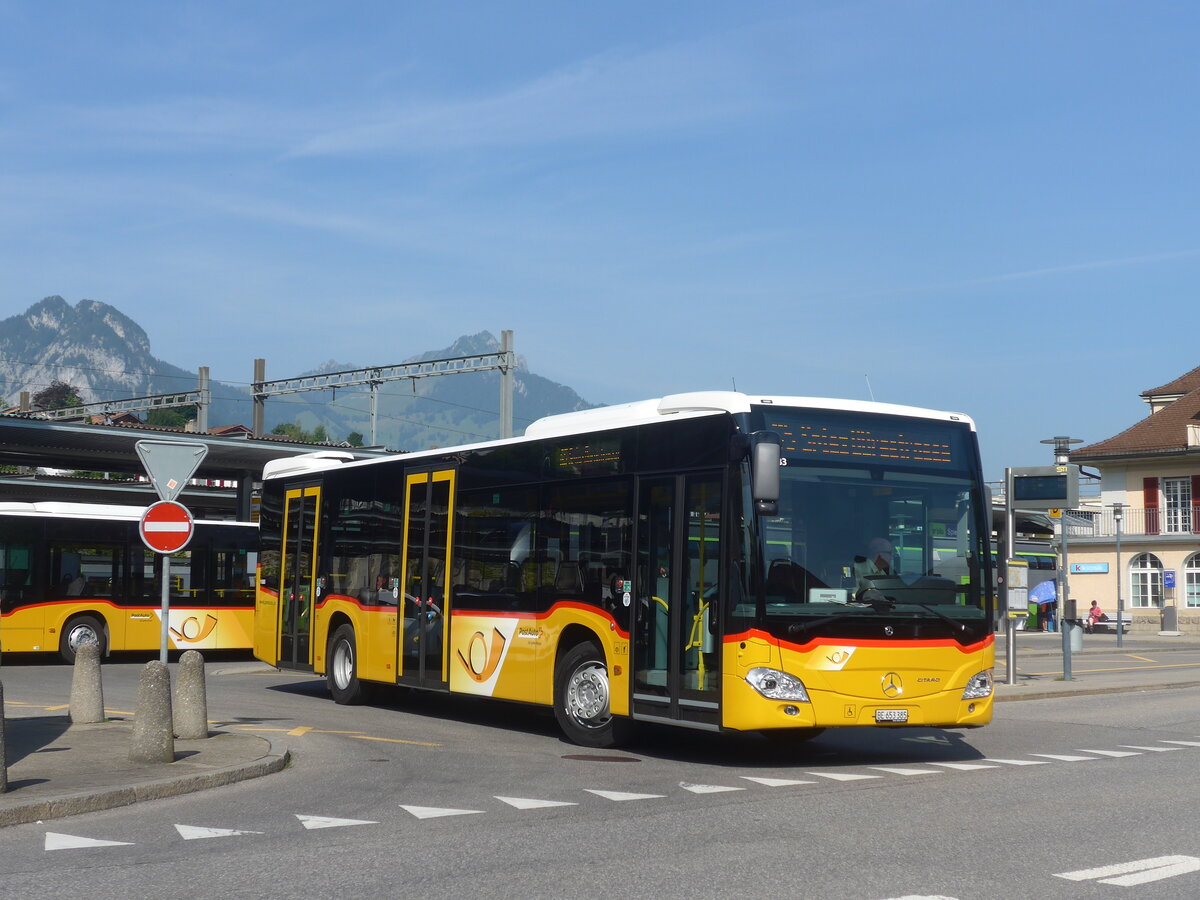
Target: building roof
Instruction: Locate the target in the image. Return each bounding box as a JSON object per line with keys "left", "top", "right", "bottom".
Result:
{"left": 1074, "top": 381, "right": 1200, "bottom": 460}
{"left": 1140, "top": 364, "right": 1200, "bottom": 400}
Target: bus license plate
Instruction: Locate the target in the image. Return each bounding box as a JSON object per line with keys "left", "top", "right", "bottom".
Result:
{"left": 876, "top": 709, "right": 908, "bottom": 723}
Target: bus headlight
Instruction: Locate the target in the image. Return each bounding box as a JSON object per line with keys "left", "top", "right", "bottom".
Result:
{"left": 961, "top": 669, "right": 993, "bottom": 700}
{"left": 746, "top": 667, "right": 811, "bottom": 702}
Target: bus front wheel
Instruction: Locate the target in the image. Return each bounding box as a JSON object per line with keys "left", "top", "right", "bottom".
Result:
{"left": 327, "top": 624, "right": 365, "bottom": 705}
{"left": 554, "top": 641, "right": 622, "bottom": 748}
{"left": 60, "top": 615, "right": 106, "bottom": 664}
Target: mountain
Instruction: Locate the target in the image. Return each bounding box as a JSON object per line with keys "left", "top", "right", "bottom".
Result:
{"left": 0, "top": 296, "right": 595, "bottom": 449}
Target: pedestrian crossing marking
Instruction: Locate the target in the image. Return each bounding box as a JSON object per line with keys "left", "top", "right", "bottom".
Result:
{"left": 739, "top": 776, "right": 816, "bottom": 787}
{"left": 297, "top": 815, "right": 379, "bottom": 829}
{"left": 585, "top": 789, "right": 666, "bottom": 801}
{"left": 175, "top": 824, "right": 263, "bottom": 840}
{"left": 1056, "top": 855, "right": 1200, "bottom": 887}
{"left": 680, "top": 782, "right": 744, "bottom": 794}
{"left": 400, "top": 804, "right": 485, "bottom": 819}
{"left": 45, "top": 832, "right": 133, "bottom": 851}
{"left": 869, "top": 766, "right": 942, "bottom": 776}
{"left": 495, "top": 796, "right": 577, "bottom": 809}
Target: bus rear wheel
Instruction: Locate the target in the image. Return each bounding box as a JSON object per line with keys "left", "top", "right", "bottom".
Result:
{"left": 327, "top": 624, "right": 366, "bottom": 705}
{"left": 60, "top": 615, "right": 106, "bottom": 664}
{"left": 554, "top": 641, "right": 622, "bottom": 748}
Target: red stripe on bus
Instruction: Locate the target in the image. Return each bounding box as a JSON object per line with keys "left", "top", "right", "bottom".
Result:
{"left": 724, "top": 627, "right": 994, "bottom": 655}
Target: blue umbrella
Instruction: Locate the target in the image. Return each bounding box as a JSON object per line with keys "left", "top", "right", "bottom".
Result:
{"left": 1029, "top": 580, "right": 1058, "bottom": 606}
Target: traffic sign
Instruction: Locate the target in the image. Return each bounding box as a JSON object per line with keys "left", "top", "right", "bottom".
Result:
{"left": 135, "top": 440, "right": 208, "bottom": 503}
{"left": 140, "top": 500, "right": 195, "bottom": 553}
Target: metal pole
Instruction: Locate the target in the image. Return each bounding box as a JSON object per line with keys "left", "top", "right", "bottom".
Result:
{"left": 1004, "top": 467, "right": 1017, "bottom": 685}
{"left": 1115, "top": 505, "right": 1124, "bottom": 649}
{"left": 370, "top": 382, "right": 378, "bottom": 446}
{"left": 252, "top": 358, "right": 266, "bottom": 438}
{"left": 160, "top": 556, "right": 171, "bottom": 666}
{"left": 1061, "top": 511, "right": 1072, "bottom": 680}
{"left": 500, "top": 329, "right": 514, "bottom": 439}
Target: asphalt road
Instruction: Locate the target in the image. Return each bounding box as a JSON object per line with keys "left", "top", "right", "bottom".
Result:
{"left": 2, "top": 656, "right": 1200, "bottom": 899}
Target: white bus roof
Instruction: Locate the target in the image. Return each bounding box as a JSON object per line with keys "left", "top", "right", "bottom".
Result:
{"left": 262, "top": 391, "right": 977, "bottom": 481}
{"left": 525, "top": 391, "right": 976, "bottom": 439}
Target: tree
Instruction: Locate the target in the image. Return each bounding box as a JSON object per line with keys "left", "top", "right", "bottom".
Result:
{"left": 271, "top": 421, "right": 334, "bottom": 443}
{"left": 346, "top": 431, "right": 364, "bottom": 447}
{"left": 147, "top": 407, "right": 195, "bottom": 428}
{"left": 32, "top": 380, "right": 84, "bottom": 410}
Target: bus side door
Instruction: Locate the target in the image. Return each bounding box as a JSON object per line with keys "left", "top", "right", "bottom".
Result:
{"left": 631, "top": 473, "right": 723, "bottom": 730}
{"left": 278, "top": 485, "right": 321, "bottom": 669}
{"left": 398, "top": 468, "right": 456, "bottom": 687}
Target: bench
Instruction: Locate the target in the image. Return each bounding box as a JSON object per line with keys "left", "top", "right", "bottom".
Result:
{"left": 1089, "top": 612, "right": 1132, "bottom": 634}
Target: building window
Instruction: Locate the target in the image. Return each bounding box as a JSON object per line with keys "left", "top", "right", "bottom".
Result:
{"left": 1162, "top": 477, "right": 1193, "bottom": 534}
{"left": 1186, "top": 552, "right": 1200, "bottom": 609}
{"left": 1130, "top": 552, "right": 1163, "bottom": 608}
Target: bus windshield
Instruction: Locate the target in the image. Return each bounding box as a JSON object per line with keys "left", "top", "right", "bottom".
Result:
{"left": 741, "top": 409, "right": 992, "bottom": 642}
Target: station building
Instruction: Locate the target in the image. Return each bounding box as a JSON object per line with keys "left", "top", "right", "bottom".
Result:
{"left": 1067, "top": 366, "right": 1200, "bottom": 635}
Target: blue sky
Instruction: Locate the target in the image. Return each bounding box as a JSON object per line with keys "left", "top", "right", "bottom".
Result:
{"left": 1, "top": 1, "right": 1197, "bottom": 480}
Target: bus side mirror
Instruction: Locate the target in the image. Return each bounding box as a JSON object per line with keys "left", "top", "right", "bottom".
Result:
{"left": 751, "top": 432, "right": 781, "bottom": 516}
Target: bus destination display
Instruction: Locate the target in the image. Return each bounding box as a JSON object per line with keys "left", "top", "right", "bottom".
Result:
{"left": 768, "top": 415, "right": 960, "bottom": 467}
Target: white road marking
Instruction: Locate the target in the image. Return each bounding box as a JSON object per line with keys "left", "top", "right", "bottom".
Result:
{"left": 45, "top": 832, "right": 132, "bottom": 851}
{"left": 400, "top": 805, "right": 485, "bottom": 819}
{"left": 175, "top": 824, "right": 262, "bottom": 840}
{"left": 805, "top": 771, "right": 880, "bottom": 781}
{"left": 494, "top": 796, "right": 578, "bottom": 809}
{"left": 1119, "top": 745, "right": 1181, "bottom": 752}
{"left": 296, "top": 815, "right": 379, "bottom": 829}
{"left": 584, "top": 789, "right": 666, "bottom": 802}
{"left": 1159, "top": 740, "right": 1200, "bottom": 747}
{"left": 739, "top": 776, "right": 816, "bottom": 787}
{"left": 680, "top": 782, "right": 744, "bottom": 794}
{"left": 1074, "top": 749, "right": 1141, "bottom": 757}
{"left": 929, "top": 762, "right": 998, "bottom": 771}
{"left": 1028, "top": 753, "right": 1097, "bottom": 762}
{"left": 868, "top": 766, "right": 942, "bottom": 776}
{"left": 981, "top": 758, "right": 1050, "bottom": 766}
{"left": 1055, "top": 855, "right": 1200, "bottom": 887}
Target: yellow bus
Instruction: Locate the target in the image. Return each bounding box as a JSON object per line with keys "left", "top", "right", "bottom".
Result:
{"left": 254, "top": 392, "right": 995, "bottom": 746}
{"left": 0, "top": 501, "right": 257, "bottom": 662}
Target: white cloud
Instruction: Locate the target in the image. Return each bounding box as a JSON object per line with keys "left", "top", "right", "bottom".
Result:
{"left": 292, "top": 34, "right": 776, "bottom": 157}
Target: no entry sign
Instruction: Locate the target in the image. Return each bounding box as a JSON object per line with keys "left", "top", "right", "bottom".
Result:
{"left": 140, "top": 500, "right": 195, "bottom": 553}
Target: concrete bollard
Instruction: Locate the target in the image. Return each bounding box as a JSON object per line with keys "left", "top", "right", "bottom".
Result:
{"left": 1, "top": 679, "right": 8, "bottom": 793}
{"left": 129, "top": 660, "right": 174, "bottom": 764}
{"left": 173, "top": 650, "right": 209, "bottom": 740}
{"left": 69, "top": 641, "right": 105, "bottom": 724}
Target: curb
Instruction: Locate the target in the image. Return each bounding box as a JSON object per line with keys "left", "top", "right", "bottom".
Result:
{"left": 0, "top": 735, "right": 290, "bottom": 829}
{"left": 995, "top": 679, "right": 1200, "bottom": 704}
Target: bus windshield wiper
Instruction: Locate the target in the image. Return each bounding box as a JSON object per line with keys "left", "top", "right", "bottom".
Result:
{"left": 853, "top": 588, "right": 967, "bottom": 634}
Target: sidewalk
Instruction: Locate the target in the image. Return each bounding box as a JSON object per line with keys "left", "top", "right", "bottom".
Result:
{"left": 994, "top": 628, "right": 1200, "bottom": 701}
{"left": 0, "top": 715, "right": 289, "bottom": 828}
{"left": 2, "top": 632, "right": 1199, "bottom": 828}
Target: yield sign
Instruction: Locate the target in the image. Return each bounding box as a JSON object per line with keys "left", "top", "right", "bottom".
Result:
{"left": 140, "top": 500, "right": 195, "bottom": 553}
{"left": 135, "top": 440, "right": 208, "bottom": 503}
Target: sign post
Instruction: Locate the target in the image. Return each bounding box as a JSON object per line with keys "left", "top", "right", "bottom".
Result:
{"left": 135, "top": 440, "right": 208, "bottom": 664}
{"left": 1009, "top": 457, "right": 1081, "bottom": 681}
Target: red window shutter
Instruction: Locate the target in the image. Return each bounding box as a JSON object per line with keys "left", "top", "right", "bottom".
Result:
{"left": 1144, "top": 477, "right": 1160, "bottom": 535}
{"left": 1192, "top": 475, "right": 1200, "bottom": 533}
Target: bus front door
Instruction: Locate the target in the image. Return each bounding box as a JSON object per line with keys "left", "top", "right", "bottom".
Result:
{"left": 279, "top": 486, "right": 321, "bottom": 669}
{"left": 399, "top": 468, "right": 455, "bottom": 688}
{"left": 631, "top": 474, "right": 722, "bottom": 730}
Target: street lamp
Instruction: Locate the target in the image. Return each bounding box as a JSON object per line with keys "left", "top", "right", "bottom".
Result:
{"left": 1111, "top": 502, "right": 1125, "bottom": 649}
